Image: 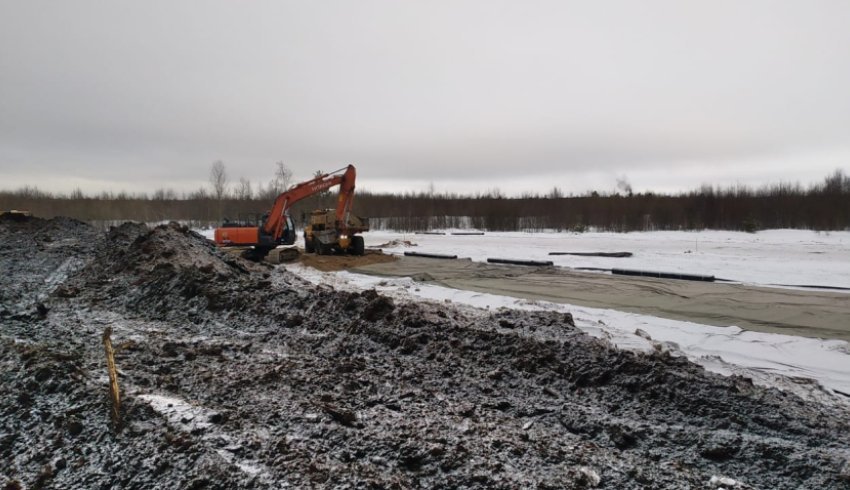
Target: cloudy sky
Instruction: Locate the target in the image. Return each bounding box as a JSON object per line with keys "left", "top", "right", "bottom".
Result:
{"left": 2, "top": 1, "right": 849, "bottom": 196}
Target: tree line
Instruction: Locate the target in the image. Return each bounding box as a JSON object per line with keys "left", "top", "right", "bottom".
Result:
{"left": 1, "top": 164, "right": 848, "bottom": 232}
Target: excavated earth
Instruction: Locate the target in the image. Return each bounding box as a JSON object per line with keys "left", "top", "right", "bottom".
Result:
{"left": 2, "top": 216, "right": 850, "bottom": 489}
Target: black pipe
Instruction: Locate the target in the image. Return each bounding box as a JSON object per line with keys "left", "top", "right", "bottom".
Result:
{"left": 487, "top": 258, "right": 554, "bottom": 267}
{"left": 404, "top": 251, "right": 458, "bottom": 259}
{"left": 451, "top": 232, "right": 485, "bottom": 236}
{"left": 612, "top": 268, "right": 715, "bottom": 282}
{"left": 549, "top": 252, "right": 633, "bottom": 258}
{"left": 767, "top": 283, "right": 850, "bottom": 291}
{"left": 707, "top": 277, "right": 849, "bottom": 290}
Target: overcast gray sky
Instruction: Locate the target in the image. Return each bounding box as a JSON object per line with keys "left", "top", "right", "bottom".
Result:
{"left": 2, "top": 1, "right": 849, "bottom": 196}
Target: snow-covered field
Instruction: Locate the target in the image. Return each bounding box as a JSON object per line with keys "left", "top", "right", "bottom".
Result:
{"left": 201, "top": 227, "right": 850, "bottom": 401}
{"left": 361, "top": 229, "right": 850, "bottom": 289}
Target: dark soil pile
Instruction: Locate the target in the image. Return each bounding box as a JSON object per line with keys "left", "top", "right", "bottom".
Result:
{"left": 2, "top": 218, "right": 850, "bottom": 489}
{"left": 0, "top": 215, "right": 99, "bottom": 317}
{"left": 63, "top": 222, "right": 282, "bottom": 324}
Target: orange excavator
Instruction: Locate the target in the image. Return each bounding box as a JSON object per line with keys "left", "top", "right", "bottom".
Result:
{"left": 214, "top": 165, "right": 368, "bottom": 260}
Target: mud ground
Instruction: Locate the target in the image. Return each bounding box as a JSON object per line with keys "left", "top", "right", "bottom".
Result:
{"left": 353, "top": 257, "right": 850, "bottom": 342}
{"left": 2, "top": 216, "right": 850, "bottom": 489}
{"left": 298, "top": 249, "right": 396, "bottom": 272}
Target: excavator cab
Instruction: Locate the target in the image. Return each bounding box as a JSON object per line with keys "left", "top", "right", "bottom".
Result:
{"left": 276, "top": 214, "right": 296, "bottom": 245}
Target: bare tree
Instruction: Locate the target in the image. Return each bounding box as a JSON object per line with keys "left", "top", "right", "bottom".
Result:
{"left": 274, "top": 161, "right": 293, "bottom": 193}
{"left": 236, "top": 177, "right": 252, "bottom": 200}
{"left": 152, "top": 188, "right": 177, "bottom": 200}
{"left": 255, "top": 180, "right": 270, "bottom": 201}
{"left": 616, "top": 175, "right": 633, "bottom": 197}
{"left": 257, "top": 162, "right": 294, "bottom": 200}
{"left": 210, "top": 161, "right": 229, "bottom": 200}
{"left": 274, "top": 161, "right": 292, "bottom": 192}
{"left": 209, "top": 160, "right": 228, "bottom": 221}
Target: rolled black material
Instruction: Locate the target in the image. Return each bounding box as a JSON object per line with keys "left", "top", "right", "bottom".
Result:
{"left": 404, "top": 251, "right": 458, "bottom": 259}
{"left": 768, "top": 283, "right": 850, "bottom": 291}
{"left": 451, "top": 232, "right": 485, "bottom": 235}
{"left": 549, "top": 252, "right": 633, "bottom": 258}
{"left": 612, "top": 268, "right": 715, "bottom": 282}
{"left": 487, "top": 258, "right": 554, "bottom": 267}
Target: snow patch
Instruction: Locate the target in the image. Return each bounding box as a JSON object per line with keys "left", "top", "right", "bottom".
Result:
{"left": 709, "top": 475, "right": 743, "bottom": 488}
{"left": 138, "top": 394, "right": 274, "bottom": 481}
{"left": 137, "top": 394, "right": 213, "bottom": 432}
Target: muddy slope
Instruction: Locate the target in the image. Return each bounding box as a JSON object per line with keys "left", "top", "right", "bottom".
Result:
{"left": 2, "top": 218, "right": 850, "bottom": 489}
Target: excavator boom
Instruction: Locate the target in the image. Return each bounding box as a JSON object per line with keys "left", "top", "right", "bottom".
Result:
{"left": 262, "top": 165, "right": 356, "bottom": 243}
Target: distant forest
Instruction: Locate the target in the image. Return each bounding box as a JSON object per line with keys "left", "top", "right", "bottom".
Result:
{"left": 2, "top": 169, "right": 849, "bottom": 232}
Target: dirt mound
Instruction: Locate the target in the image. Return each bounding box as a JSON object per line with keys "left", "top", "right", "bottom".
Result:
{"left": 376, "top": 239, "right": 417, "bottom": 248}
{"left": 65, "top": 222, "right": 285, "bottom": 322}
{"left": 2, "top": 217, "right": 850, "bottom": 488}
{"left": 94, "top": 221, "right": 251, "bottom": 277}
{"left": 0, "top": 216, "right": 100, "bottom": 317}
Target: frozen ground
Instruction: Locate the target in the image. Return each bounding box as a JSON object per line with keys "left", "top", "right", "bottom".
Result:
{"left": 263, "top": 229, "right": 850, "bottom": 402}
{"left": 5, "top": 218, "right": 850, "bottom": 488}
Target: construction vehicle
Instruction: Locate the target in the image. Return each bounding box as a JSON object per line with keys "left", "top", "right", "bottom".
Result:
{"left": 304, "top": 208, "right": 368, "bottom": 255}
{"left": 214, "top": 165, "right": 368, "bottom": 260}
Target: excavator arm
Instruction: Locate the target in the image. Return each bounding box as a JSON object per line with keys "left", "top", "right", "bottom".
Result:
{"left": 263, "top": 165, "right": 356, "bottom": 243}
{"left": 334, "top": 165, "right": 356, "bottom": 231}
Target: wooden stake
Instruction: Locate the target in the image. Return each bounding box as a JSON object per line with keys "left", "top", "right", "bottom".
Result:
{"left": 102, "top": 327, "right": 121, "bottom": 430}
